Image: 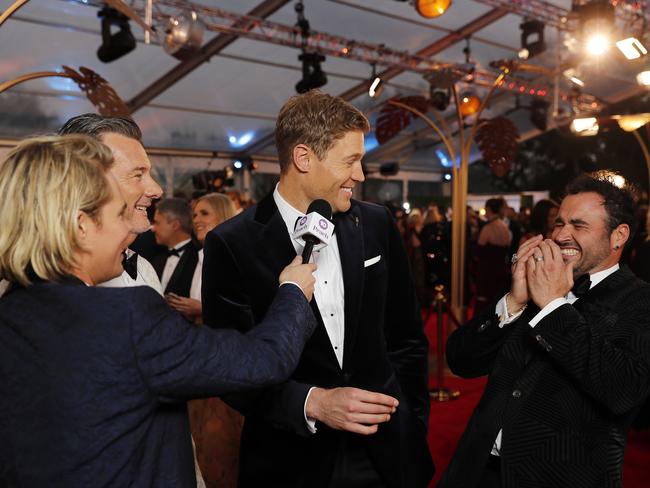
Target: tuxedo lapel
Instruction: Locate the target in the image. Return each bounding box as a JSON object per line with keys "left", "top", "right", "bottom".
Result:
{"left": 335, "top": 204, "right": 364, "bottom": 370}
{"left": 256, "top": 193, "right": 341, "bottom": 369}
{"left": 164, "top": 244, "right": 199, "bottom": 296}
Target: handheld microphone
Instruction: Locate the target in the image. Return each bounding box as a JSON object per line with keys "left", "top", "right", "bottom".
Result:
{"left": 293, "top": 199, "right": 334, "bottom": 264}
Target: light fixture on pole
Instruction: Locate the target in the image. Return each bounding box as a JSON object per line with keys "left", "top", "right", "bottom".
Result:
{"left": 459, "top": 92, "right": 480, "bottom": 117}
{"left": 368, "top": 64, "right": 384, "bottom": 98}
{"left": 294, "top": 0, "right": 327, "bottom": 94}
{"left": 415, "top": 0, "right": 452, "bottom": 19}
{"left": 576, "top": 0, "right": 615, "bottom": 57}
{"left": 612, "top": 114, "right": 650, "bottom": 132}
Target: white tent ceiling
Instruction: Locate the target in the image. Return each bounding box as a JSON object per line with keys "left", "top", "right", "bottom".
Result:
{"left": 1, "top": 0, "right": 648, "bottom": 174}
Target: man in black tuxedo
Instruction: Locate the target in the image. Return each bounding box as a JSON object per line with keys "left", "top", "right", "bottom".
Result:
{"left": 151, "top": 198, "right": 199, "bottom": 300}
{"left": 440, "top": 172, "right": 650, "bottom": 488}
{"left": 202, "top": 91, "right": 434, "bottom": 488}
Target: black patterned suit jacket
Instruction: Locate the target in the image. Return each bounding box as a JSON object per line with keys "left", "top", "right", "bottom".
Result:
{"left": 439, "top": 265, "right": 650, "bottom": 488}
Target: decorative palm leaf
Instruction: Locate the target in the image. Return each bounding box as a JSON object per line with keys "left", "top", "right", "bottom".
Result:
{"left": 63, "top": 66, "right": 131, "bottom": 117}
{"left": 376, "top": 95, "right": 430, "bottom": 145}
{"left": 475, "top": 116, "right": 520, "bottom": 177}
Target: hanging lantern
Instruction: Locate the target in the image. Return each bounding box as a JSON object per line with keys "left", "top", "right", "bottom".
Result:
{"left": 415, "top": 0, "right": 452, "bottom": 19}
{"left": 459, "top": 92, "right": 481, "bottom": 116}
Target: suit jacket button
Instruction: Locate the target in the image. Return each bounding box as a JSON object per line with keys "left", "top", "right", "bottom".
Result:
{"left": 478, "top": 321, "right": 490, "bottom": 332}
{"left": 512, "top": 389, "right": 522, "bottom": 398}
{"left": 535, "top": 334, "right": 542, "bottom": 342}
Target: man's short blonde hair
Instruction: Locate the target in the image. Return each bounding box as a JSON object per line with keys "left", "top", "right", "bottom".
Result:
{"left": 0, "top": 135, "right": 114, "bottom": 286}
{"left": 275, "top": 90, "right": 370, "bottom": 174}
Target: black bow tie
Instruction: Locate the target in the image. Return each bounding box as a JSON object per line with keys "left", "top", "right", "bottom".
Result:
{"left": 122, "top": 252, "right": 138, "bottom": 280}
{"left": 571, "top": 274, "right": 591, "bottom": 298}
{"left": 166, "top": 242, "right": 192, "bottom": 257}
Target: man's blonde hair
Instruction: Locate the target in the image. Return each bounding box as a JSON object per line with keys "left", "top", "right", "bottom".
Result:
{"left": 0, "top": 135, "right": 114, "bottom": 286}
{"left": 275, "top": 90, "right": 370, "bottom": 174}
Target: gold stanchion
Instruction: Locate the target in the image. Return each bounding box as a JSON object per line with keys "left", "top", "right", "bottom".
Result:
{"left": 429, "top": 285, "right": 460, "bottom": 402}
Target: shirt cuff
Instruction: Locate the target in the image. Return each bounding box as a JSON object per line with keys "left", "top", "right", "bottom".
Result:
{"left": 496, "top": 294, "right": 526, "bottom": 328}
{"left": 280, "top": 281, "right": 302, "bottom": 293}
{"left": 304, "top": 387, "right": 317, "bottom": 434}
{"left": 528, "top": 297, "right": 570, "bottom": 328}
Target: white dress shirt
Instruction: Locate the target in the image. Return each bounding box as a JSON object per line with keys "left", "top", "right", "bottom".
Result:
{"left": 490, "top": 263, "right": 620, "bottom": 455}
{"left": 190, "top": 249, "right": 204, "bottom": 301}
{"left": 99, "top": 249, "right": 163, "bottom": 296}
{"left": 160, "top": 239, "right": 192, "bottom": 292}
{"left": 274, "top": 186, "right": 345, "bottom": 433}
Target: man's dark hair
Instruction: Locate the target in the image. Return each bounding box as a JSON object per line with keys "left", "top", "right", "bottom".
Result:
{"left": 156, "top": 198, "right": 193, "bottom": 235}
{"left": 485, "top": 198, "right": 504, "bottom": 215}
{"left": 565, "top": 171, "right": 637, "bottom": 238}
{"left": 58, "top": 113, "right": 142, "bottom": 141}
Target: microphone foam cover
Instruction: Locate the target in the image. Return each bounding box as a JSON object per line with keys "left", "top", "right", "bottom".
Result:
{"left": 307, "top": 199, "right": 332, "bottom": 221}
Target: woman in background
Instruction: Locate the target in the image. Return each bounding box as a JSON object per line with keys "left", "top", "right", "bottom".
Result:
{"left": 166, "top": 193, "right": 236, "bottom": 324}
{"left": 167, "top": 192, "right": 241, "bottom": 488}
{"left": 519, "top": 198, "right": 558, "bottom": 244}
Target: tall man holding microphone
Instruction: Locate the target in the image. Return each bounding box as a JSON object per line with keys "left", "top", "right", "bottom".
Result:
{"left": 202, "top": 90, "right": 434, "bottom": 488}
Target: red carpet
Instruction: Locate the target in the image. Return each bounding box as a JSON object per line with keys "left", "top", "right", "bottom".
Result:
{"left": 423, "top": 311, "right": 650, "bottom": 487}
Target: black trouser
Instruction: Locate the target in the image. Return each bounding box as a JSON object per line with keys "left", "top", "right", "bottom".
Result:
{"left": 477, "top": 454, "right": 502, "bottom": 488}
{"left": 328, "top": 434, "right": 386, "bottom": 488}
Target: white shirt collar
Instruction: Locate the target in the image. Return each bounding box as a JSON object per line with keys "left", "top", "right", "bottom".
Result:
{"left": 588, "top": 263, "right": 619, "bottom": 289}
{"left": 273, "top": 184, "right": 305, "bottom": 237}
{"left": 171, "top": 238, "right": 192, "bottom": 252}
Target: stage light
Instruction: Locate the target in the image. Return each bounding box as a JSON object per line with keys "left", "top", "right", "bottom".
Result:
{"left": 430, "top": 89, "right": 450, "bottom": 111}
{"left": 459, "top": 93, "right": 480, "bottom": 117}
{"left": 518, "top": 48, "right": 530, "bottom": 60}
{"left": 233, "top": 160, "right": 243, "bottom": 170}
{"left": 415, "top": 0, "right": 452, "bottom": 19}
{"left": 368, "top": 64, "right": 384, "bottom": 98}
{"left": 295, "top": 52, "right": 327, "bottom": 93}
{"left": 637, "top": 70, "right": 650, "bottom": 86}
{"left": 585, "top": 33, "right": 610, "bottom": 56}
{"left": 163, "top": 11, "right": 205, "bottom": 61}
{"left": 379, "top": 162, "right": 399, "bottom": 177}
{"left": 563, "top": 69, "right": 585, "bottom": 87}
{"left": 443, "top": 172, "right": 452, "bottom": 182}
{"left": 616, "top": 37, "right": 648, "bottom": 60}
{"left": 97, "top": 7, "right": 136, "bottom": 63}
{"left": 570, "top": 117, "right": 599, "bottom": 136}
{"left": 520, "top": 19, "right": 546, "bottom": 59}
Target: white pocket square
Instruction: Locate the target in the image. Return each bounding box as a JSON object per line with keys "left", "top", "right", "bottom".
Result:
{"left": 364, "top": 255, "right": 381, "bottom": 268}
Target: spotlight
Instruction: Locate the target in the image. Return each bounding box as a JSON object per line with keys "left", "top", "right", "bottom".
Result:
{"left": 563, "top": 68, "right": 585, "bottom": 87}
{"left": 616, "top": 37, "right": 648, "bottom": 60}
{"left": 96, "top": 7, "right": 136, "bottom": 63}
{"left": 368, "top": 64, "right": 384, "bottom": 98}
{"left": 443, "top": 172, "right": 452, "bottom": 181}
{"left": 570, "top": 117, "right": 599, "bottom": 136}
{"left": 163, "top": 11, "right": 205, "bottom": 61}
{"left": 637, "top": 70, "right": 650, "bottom": 86}
{"left": 379, "top": 162, "right": 399, "bottom": 177}
{"left": 576, "top": 0, "right": 614, "bottom": 57}
{"left": 529, "top": 99, "right": 550, "bottom": 131}
{"left": 585, "top": 33, "right": 610, "bottom": 56}
{"left": 520, "top": 19, "right": 546, "bottom": 59}
{"left": 459, "top": 92, "right": 480, "bottom": 117}
{"left": 415, "top": 0, "right": 452, "bottom": 19}
{"left": 430, "top": 89, "right": 450, "bottom": 111}
{"left": 295, "top": 52, "right": 327, "bottom": 94}
{"left": 233, "top": 160, "right": 244, "bottom": 170}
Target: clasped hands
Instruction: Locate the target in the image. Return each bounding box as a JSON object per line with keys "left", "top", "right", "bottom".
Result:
{"left": 508, "top": 235, "right": 575, "bottom": 311}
